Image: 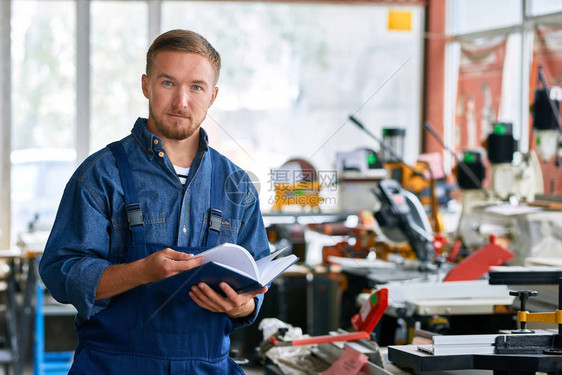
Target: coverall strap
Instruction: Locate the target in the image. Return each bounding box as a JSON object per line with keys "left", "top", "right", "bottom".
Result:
{"left": 107, "top": 141, "right": 146, "bottom": 245}
{"left": 204, "top": 149, "right": 224, "bottom": 247}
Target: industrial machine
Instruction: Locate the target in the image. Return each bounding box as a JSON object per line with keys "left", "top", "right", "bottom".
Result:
{"left": 387, "top": 267, "right": 562, "bottom": 374}
{"left": 260, "top": 288, "right": 392, "bottom": 374}
{"left": 533, "top": 65, "right": 562, "bottom": 165}
{"left": 373, "top": 179, "right": 435, "bottom": 271}
{"left": 321, "top": 177, "right": 436, "bottom": 270}
{"left": 491, "top": 267, "right": 562, "bottom": 354}
{"left": 487, "top": 122, "right": 543, "bottom": 202}
{"left": 379, "top": 127, "right": 434, "bottom": 207}
{"left": 424, "top": 121, "right": 553, "bottom": 258}
{"left": 268, "top": 288, "right": 389, "bottom": 348}
{"left": 336, "top": 149, "right": 387, "bottom": 212}
{"left": 349, "top": 116, "right": 441, "bottom": 233}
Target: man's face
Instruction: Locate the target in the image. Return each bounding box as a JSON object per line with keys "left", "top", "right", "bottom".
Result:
{"left": 142, "top": 50, "right": 218, "bottom": 141}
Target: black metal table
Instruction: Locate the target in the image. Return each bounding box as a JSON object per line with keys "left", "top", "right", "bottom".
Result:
{"left": 388, "top": 344, "right": 562, "bottom": 375}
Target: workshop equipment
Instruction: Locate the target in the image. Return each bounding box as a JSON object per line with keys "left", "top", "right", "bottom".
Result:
{"left": 351, "top": 288, "right": 389, "bottom": 334}
{"left": 491, "top": 267, "right": 562, "bottom": 354}
{"left": 269, "top": 288, "right": 388, "bottom": 347}
{"left": 533, "top": 65, "right": 561, "bottom": 165}
{"left": 383, "top": 160, "right": 434, "bottom": 205}
{"left": 381, "top": 128, "right": 406, "bottom": 163}
{"left": 487, "top": 122, "right": 544, "bottom": 202}
{"left": 34, "top": 283, "right": 75, "bottom": 375}
{"left": 423, "top": 121, "right": 484, "bottom": 191}
{"left": 349, "top": 116, "right": 441, "bottom": 232}
{"left": 442, "top": 235, "right": 514, "bottom": 282}
{"left": 336, "top": 149, "right": 387, "bottom": 212}
{"left": 509, "top": 290, "right": 539, "bottom": 333}
{"left": 262, "top": 327, "right": 392, "bottom": 375}
{"left": 373, "top": 179, "right": 435, "bottom": 271}
{"left": 456, "top": 149, "right": 486, "bottom": 190}
{"left": 336, "top": 148, "right": 383, "bottom": 173}
{"left": 380, "top": 127, "right": 435, "bottom": 211}
{"left": 387, "top": 268, "right": 562, "bottom": 374}
{"left": 0, "top": 250, "right": 24, "bottom": 375}
{"left": 319, "top": 210, "right": 379, "bottom": 265}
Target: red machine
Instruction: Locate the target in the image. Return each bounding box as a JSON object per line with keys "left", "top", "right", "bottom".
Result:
{"left": 270, "top": 288, "right": 389, "bottom": 347}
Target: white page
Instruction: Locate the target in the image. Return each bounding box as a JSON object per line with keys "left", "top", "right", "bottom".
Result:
{"left": 255, "top": 248, "right": 288, "bottom": 277}
{"left": 256, "top": 253, "right": 298, "bottom": 284}
{"left": 194, "top": 243, "right": 259, "bottom": 279}
{"left": 255, "top": 248, "right": 286, "bottom": 266}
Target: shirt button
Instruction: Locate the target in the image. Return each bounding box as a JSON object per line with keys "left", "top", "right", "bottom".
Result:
{"left": 153, "top": 139, "right": 159, "bottom": 145}
{"left": 158, "top": 151, "right": 164, "bottom": 157}
{"left": 182, "top": 227, "right": 187, "bottom": 234}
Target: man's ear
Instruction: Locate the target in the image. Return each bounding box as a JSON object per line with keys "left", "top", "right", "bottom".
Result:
{"left": 209, "top": 86, "right": 219, "bottom": 107}
{"left": 141, "top": 74, "right": 149, "bottom": 99}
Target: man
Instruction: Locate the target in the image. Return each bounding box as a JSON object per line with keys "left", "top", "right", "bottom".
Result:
{"left": 39, "top": 29, "right": 269, "bottom": 374}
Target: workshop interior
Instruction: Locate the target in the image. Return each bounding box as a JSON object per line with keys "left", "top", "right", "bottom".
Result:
{"left": 1, "top": 0, "right": 562, "bottom": 374}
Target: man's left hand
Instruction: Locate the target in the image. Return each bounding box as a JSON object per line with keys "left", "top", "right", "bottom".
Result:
{"left": 189, "top": 282, "right": 268, "bottom": 318}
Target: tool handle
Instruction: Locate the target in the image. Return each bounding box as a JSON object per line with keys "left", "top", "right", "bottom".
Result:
{"left": 269, "top": 331, "right": 370, "bottom": 347}
{"left": 290, "top": 331, "right": 370, "bottom": 346}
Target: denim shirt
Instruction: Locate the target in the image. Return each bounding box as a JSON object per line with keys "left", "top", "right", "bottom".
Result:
{"left": 39, "top": 118, "right": 270, "bottom": 327}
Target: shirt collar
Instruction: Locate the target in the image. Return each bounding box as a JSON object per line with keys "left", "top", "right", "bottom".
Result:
{"left": 132, "top": 117, "right": 209, "bottom": 159}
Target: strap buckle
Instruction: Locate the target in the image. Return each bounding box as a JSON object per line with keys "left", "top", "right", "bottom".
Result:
{"left": 208, "top": 208, "right": 222, "bottom": 233}
{"left": 125, "top": 203, "right": 144, "bottom": 229}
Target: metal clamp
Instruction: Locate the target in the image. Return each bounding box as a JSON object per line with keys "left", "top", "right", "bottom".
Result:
{"left": 208, "top": 209, "right": 222, "bottom": 232}
{"left": 126, "top": 203, "right": 144, "bottom": 229}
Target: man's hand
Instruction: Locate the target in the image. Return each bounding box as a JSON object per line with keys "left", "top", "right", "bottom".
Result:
{"left": 140, "top": 248, "right": 205, "bottom": 284}
{"left": 96, "top": 248, "right": 204, "bottom": 300}
{"left": 189, "top": 282, "right": 268, "bottom": 318}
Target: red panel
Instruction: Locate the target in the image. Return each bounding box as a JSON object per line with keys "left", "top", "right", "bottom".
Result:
{"left": 443, "top": 242, "right": 514, "bottom": 282}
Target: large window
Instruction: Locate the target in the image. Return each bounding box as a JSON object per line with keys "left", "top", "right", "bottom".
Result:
{"left": 529, "top": 0, "right": 562, "bottom": 16}
{"left": 447, "top": 0, "right": 523, "bottom": 36}
{"left": 445, "top": 0, "right": 562, "bottom": 158}
{"left": 11, "top": 0, "right": 76, "bottom": 150}
{"left": 11, "top": 0, "right": 76, "bottom": 241}
{"left": 5, "top": 0, "right": 424, "bottom": 244}
{"left": 91, "top": 1, "right": 148, "bottom": 151}
{"left": 163, "top": 2, "right": 425, "bottom": 207}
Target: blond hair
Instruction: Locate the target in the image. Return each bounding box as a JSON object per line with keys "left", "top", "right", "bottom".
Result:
{"left": 146, "top": 29, "right": 221, "bottom": 84}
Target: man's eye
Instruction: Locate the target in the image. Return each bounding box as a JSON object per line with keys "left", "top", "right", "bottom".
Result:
{"left": 193, "top": 85, "right": 202, "bottom": 91}
{"left": 163, "top": 81, "right": 173, "bottom": 86}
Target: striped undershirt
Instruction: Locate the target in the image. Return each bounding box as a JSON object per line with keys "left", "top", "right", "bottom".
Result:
{"left": 173, "top": 165, "right": 190, "bottom": 185}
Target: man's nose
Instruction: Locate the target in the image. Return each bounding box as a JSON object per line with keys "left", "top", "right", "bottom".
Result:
{"left": 173, "top": 88, "right": 190, "bottom": 108}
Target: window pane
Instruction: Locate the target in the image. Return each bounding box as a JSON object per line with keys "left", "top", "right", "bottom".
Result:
{"left": 11, "top": 0, "right": 76, "bottom": 242}
{"left": 11, "top": 0, "right": 76, "bottom": 149}
{"left": 163, "top": 2, "right": 424, "bottom": 210}
{"left": 529, "top": 0, "right": 562, "bottom": 16}
{"left": 91, "top": 1, "right": 148, "bottom": 152}
{"left": 447, "top": 0, "right": 522, "bottom": 35}
{"left": 11, "top": 150, "right": 76, "bottom": 236}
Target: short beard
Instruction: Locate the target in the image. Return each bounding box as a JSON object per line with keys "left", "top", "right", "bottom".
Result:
{"left": 149, "top": 105, "right": 201, "bottom": 141}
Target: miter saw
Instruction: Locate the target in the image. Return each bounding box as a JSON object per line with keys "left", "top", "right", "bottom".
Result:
{"left": 373, "top": 179, "right": 435, "bottom": 271}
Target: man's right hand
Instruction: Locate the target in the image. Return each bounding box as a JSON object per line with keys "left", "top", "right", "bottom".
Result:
{"left": 95, "top": 248, "right": 204, "bottom": 300}
{"left": 140, "top": 248, "right": 205, "bottom": 283}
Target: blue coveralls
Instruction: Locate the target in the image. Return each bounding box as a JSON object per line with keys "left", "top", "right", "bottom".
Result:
{"left": 66, "top": 141, "right": 255, "bottom": 374}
